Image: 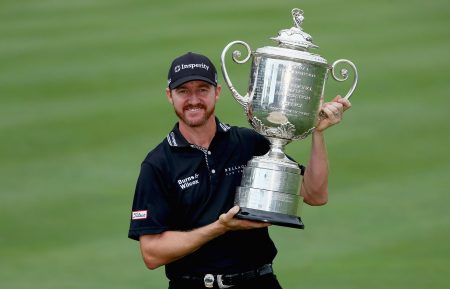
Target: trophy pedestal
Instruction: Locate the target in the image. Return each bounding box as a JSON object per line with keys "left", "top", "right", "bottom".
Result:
{"left": 236, "top": 207, "right": 304, "bottom": 229}
{"left": 234, "top": 154, "right": 304, "bottom": 229}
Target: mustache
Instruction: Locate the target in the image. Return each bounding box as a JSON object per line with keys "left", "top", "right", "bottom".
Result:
{"left": 183, "top": 104, "right": 206, "bottom": 111}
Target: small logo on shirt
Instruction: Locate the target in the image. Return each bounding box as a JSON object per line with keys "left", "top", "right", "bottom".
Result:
{"left": 132, "top": 210, "right": 147, "bottom": 220}
{"left": 225, "top": 165, "right": 245, "bottom": 176}
{"left": 177, "top": 173, "right": 200, "bottom": 190}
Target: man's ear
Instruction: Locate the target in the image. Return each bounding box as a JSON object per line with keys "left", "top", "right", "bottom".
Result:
{"left": 165, "top": 88, "right": 173, "bottom": 104}
{"left": 215, "top": 84, "right": 222, "bottom": 101}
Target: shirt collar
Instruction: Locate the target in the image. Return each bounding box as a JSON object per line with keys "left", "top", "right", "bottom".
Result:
{"left": 166, "top": 117, "right": 230, "bottom": 147}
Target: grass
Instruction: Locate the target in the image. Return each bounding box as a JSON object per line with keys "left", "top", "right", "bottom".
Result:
{"left": 1, "top": 0, "right": 449, "bottom": 288}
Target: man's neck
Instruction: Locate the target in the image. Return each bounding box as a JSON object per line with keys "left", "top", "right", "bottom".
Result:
{"left": 178, "top": 117, "right": 217, "bottom": 148}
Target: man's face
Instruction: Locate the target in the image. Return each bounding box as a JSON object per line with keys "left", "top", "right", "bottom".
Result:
{"left": 166, "top": 80, "right": 221, "bottom": 128}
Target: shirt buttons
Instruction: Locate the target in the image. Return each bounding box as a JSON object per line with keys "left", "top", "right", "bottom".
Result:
{"left": 211, "top": 169, "right": 216, "bottom": 174}
{"left": 207, "top": 151, "right": 211, "bottom": 155}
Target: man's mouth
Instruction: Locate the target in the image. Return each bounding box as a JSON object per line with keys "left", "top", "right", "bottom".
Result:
{"left": 184, "top": 105, "right": 206, "bottom": 112}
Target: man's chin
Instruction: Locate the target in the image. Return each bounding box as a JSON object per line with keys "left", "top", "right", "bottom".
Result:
{"left": 184, "top": 118, "right": 208, "bottom": 127}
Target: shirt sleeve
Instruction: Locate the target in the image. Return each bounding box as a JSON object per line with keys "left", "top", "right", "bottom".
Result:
{"left": 128, "top": 161, "right": 174, "bottom": 241}
{"left": 251, "top": 130, "right": 271, "bottom": 156}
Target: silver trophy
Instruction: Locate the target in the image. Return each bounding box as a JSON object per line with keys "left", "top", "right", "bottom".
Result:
{"left": 221, "top": 8, "right": 358, "bottom": 228}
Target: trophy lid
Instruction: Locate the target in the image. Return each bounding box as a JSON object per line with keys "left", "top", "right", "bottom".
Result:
{"left": 254, "top": 8, "right": 327, "bottom": 65}
{"left": 271, "top": 8, "right": 318, "bottom": 50}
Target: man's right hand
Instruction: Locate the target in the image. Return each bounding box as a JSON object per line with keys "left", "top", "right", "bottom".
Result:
{"left": 218, "top": 205, "right": 271, "bottom": 231}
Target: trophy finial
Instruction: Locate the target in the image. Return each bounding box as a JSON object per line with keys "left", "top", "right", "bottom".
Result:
{"left": 271, "top": 8, "right": 318, "bottom": 50}
{"left": 292, "top": 8, "right": 304, "bottom": 29}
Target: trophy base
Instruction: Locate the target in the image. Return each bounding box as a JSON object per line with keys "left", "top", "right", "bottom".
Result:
{"left": 236, "top": 207, "right": 304, "bottom": 229}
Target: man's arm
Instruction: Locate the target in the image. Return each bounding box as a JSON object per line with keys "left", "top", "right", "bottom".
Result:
{"left": 300, "top": 95, "right": 351, "bottom": 205}
{"left": 139, "top": 206, "right": 270, "bottom": 269}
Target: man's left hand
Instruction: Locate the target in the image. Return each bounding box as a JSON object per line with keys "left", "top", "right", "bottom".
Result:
{"left": 315, "top": 95, "right": 352, "bottom": 132}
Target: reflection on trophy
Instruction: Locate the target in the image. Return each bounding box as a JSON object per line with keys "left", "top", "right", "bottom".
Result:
{"left": 221, "top": 8, "right": 358, "bottom": 228}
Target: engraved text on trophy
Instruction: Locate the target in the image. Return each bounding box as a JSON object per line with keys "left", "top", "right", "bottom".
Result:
{"left": 248, "top": 57, "right": 326, "bottom": 139}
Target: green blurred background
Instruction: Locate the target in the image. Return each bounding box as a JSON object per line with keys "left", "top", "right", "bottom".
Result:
{"left": 1, "top": 0, "right": 449, "bottom": 288}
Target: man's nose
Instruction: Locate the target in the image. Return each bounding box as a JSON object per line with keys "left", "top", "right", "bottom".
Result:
{"left": 187, "top": 93, "right": 202, "bottom": 103}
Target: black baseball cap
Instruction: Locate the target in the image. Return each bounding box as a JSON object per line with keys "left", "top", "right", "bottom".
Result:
{"left": 167, "top": 52, "right": 218, "bottom": 89}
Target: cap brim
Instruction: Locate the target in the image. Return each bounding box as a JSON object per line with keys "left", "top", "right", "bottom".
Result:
{"left": 169, "top": 75, "right": 216, "bottom": 89}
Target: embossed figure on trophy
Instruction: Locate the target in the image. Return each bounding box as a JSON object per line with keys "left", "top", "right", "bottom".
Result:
{"left": 292, "top": 8, "right": 304, "bottom": 28}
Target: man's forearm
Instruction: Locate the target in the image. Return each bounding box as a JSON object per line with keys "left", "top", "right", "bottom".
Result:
{"left": 139, "top": 205, "right": 270, "bottom": 270}
{"left": 301, "top": 130, "right": 329, "bottom": 205}
{"left": 140, "top": 220, "right": 228, "bottom": 270}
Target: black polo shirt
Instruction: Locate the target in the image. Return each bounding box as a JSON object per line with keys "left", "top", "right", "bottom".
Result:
{"left": 128, "top": 118, "right": 280, "bottom": 279}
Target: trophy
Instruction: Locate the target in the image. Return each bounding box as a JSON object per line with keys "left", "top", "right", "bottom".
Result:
{"left": 221, "top": 8, "right": 358, "bottom": 228}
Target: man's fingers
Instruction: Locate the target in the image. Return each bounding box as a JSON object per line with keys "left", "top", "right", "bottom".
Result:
{"left": 322, "top": 104, "right": 340, "bottom": 117}
{"left": 226, "top": 205, "right": 240, "bottom": 218}
{"left": 229, "top": 205, "right": 240, "bottom": 215}
{"left": 328, "top": 95, "right": 352, "bottom": 111}
{"left": 316, "top": 95, "right": 351, "bottom": 131}
{"left": 321, "top": 106, "right": 333, "bottom": 118}
{"left": 220, "top": 206, "right": 240, "bottom": 223}
{"left": 321, "top": 105, "right": 342, "bottom": 124}
{"left": 337, "top": 98, "right": 352, "bottom": 110}
{"left": 219, "top": 205, "right": 272, "bottom": 230}
{"left": 332, "top": 95, "right": 342, "bottom": 102}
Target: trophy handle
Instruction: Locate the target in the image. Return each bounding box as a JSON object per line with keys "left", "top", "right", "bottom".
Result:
{"left": 330, "top": 59, "right": 358, "bottom": 99}
{"left": 220, "top": 40, "right": 252, "bottom": 108}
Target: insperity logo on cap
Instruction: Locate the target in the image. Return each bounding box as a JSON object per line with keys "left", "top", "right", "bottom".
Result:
{"left": 167, "top": 52, "right": 218, "bottom": 89}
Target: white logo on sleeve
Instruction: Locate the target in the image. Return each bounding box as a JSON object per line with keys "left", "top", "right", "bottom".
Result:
{"left": 132, "top": 210, "right": 148, "bottom": 220}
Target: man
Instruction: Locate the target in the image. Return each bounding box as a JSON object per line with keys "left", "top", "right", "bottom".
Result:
{"left": 129, "top": 52, "right": 351, "bottom": 289}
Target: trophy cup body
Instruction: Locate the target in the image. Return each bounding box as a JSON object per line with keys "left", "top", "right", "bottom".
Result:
{"left": 221, "top": 9, "right": 358, "bottom": 228}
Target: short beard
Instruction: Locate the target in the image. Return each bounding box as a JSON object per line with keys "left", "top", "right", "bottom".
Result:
{"left": 174, "top": 104, "right": 215, "bottom": 128}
